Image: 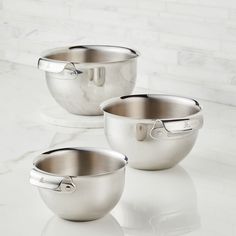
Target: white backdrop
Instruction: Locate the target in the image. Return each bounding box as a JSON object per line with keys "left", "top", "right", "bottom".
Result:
{"left": 1, "top": 0, "right": 236, "bottom": 105}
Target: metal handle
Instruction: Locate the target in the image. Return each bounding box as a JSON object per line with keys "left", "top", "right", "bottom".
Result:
{"left": 150, "top": 117, "right": 203, "bottom": 140}
{"left": 30, "top": 168, "right": 76, "bottom": 193}
{"left": 163, "top": 118, "right": 203, "bottom": 133}
{"left": 38, "top": 58, "right": 105, "bottom": 86}
{"left": 38, "top": 58, "right": 78, "bottom": 78}
{"left": 136, "top": 116, "right": 203, "bottom": 141}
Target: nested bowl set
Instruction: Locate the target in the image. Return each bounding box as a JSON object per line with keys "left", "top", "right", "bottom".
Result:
{"left": 30, "top": 45, "right": 203, "bottom": 221}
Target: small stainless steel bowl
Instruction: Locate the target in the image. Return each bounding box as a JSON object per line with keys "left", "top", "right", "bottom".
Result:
{"left": 101, "top": 94, "right": 203, "bottom": 170}
{"left": 30, "top": 147, "right": 128, "bottom": 221}
{"left": 38, "top": 45, "right": 139, "bottom": 115}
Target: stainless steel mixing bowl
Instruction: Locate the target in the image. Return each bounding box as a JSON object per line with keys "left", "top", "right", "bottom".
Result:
{"left": 101, "top": 94, "right": 203, "bottom": 170}
{"left": 38, "top": 45, "right": 139, "bottom": 115}
{"left": 30, "top": 147, "right": 128, "bottom": 221}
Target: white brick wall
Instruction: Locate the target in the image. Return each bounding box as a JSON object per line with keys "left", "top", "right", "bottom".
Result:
{"left": 1, "top": 0, "right": 236, "bottom": 105}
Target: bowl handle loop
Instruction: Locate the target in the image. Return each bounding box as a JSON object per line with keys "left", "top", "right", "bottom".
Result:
{"left": 38, "top": 58, "right": 78, "bottom": 77}
{"left": 30, "top": 168, "right": 76, "bottom": 193}
{"left": 38, "top": 58, "right": 105, "bottom": 86}
{"left": 150, "top": 117, "right": 203, "bottom": 139}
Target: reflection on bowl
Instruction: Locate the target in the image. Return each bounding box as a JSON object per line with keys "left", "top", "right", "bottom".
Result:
{"left": 42, "top": 214, "right": 124, "bottom": 236}
{"left": 112, "top": 166, "right": 200, "bottom": 236}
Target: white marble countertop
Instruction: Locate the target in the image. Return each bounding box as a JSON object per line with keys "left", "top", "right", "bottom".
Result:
{"left": 0, "top": 60, "right": 236, "bottom": 236}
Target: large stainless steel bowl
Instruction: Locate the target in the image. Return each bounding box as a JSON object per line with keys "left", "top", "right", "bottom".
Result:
{"left": 38, "top": 45, "right": 139, "bottom": 115}
{"left": 101, "top": 94, "right": 203, "bottom": 170}
{"left": 30, "top": 147, "right": 128, "bottom": 221}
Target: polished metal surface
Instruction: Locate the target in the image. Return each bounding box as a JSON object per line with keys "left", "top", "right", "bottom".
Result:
{"left": 101, "top": 94, "right": 203, "bottom": 170}
{"left": 38, "top": 45, "right": 139, "bottom": 115}
{"left": 30, "top": 147, "right": 128, "bottom": 221}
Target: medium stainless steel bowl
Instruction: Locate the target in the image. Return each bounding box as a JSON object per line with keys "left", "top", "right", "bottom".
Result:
{"left": 30, "top": 147, "right": 128, "bottom": 221}
{"left": 101, "top": 94, "right": 203, "bottom": 170}
{"left": 38, "top": 45, "right": 139, "bottom": 115}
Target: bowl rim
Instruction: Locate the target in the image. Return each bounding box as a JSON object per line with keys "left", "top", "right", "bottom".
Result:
{"left": 33, "top": 147, "right": 128, "bottom": 178}
{"left": 40, "top": 45, "right": 140, "bottom": 65}
{"left": 100, "top": 93, "right": 203, "bottom": 123}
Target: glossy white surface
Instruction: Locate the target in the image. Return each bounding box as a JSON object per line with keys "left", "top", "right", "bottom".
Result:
{"left": 40, "top": 105, "right": 104, "bottom": 128}
{"left": 0, "top": 60, "right": 236, "bottom": 235}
